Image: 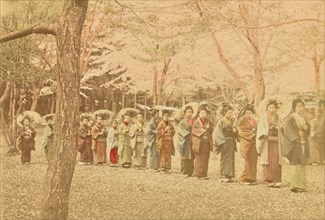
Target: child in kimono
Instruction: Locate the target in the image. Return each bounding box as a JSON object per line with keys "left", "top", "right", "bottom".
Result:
{"left": 118, "top": 114, "right": 132, "bottom": 168}
{"left": 107, "top": 119, "right": 119, "bottom": 167}
{"left": 18, "top": 117, "right": 36, "bottom": 164}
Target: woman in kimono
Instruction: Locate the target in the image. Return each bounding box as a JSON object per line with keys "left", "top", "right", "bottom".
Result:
{"left": 118, "top": 114, "right": 132, "bottom": 168}
{"left": 214, "top": 104, "right": 237, "bottom": 183}
{"left": 308, "top": 109, "right": 324, "bottom": 165}
{"left": 18, "top": 117, "right": 36, "bottom": 164}
{"left": 107, "top": 119, "right": 119, "bottom": 167}
{"left": 157, "top": 110, "right": 175, "bottom": 174}
{"left": 283, "top": 98, "right": 310, "bottom": 192}
{"left": 91, "top": 116, "right": 108, "bottom": 165}
{"left": 176, "top": 106, "right": 194, "bottom": 177}
{"left": 40, "top": 115, "right": 54, "bottom": 163}
{"left": 256, "top": 99, "right": 282, "bottom": 187}
{"left": 130, "top": 113, "right": 148, "bottom": 169}
{"left": 145, "top": 109, "right": 160, "bottom": 171}
{"left": 78, "top": 116, "right": 93, "bottom": 165}
{"left": 192, "top": 108, "right": 213, "bottom": 180}
{"left": 237, "top": 105, "right": 258, "bottom": 185}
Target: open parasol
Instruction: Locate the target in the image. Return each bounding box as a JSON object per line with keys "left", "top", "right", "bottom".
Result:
{"left": 92, "top": 109, "right": 115, "bottom": 120}
{"left": 256, "top": 95, "right": 293, "bottom": 119}
{"left": 17, "top": 111, "right": 42, "bottom": 127}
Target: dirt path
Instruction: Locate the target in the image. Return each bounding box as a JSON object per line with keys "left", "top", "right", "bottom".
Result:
{"left": 0, "top": 131, "right": 324, "bottom": 220}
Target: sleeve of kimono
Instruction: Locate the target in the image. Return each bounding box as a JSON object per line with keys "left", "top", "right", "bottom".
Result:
{"left": 78, "top": 126, "right": 87, "bottom": 139}
{"left": 30, "top": 127, "right": 36, "bottom": 139}
{"left": 283, "top": 117, "right": 299, "bottom": 159}
{"left": 145, "top": 121, "right": 157, "bottom": 136}
{"left": 117, "top": 124, "right": 129, "bottom": 135}
{"left": 177, "top": 120, "right": 190, "bottom": 138}
{"left": 17, "top": 127, "right": 25, "bottom": 139}
{"left": 44, "top": 126, "right": 53, "bottom": 138}
{"left": 192, "top": 120, "right": 206, "bottom": 138}
{"left": 156, "top": 122, "right": 165, "bottom": 139}
{"left": 129, "top": 124, "right": 137, "bottom": 139}
{"left": 213, "top": 120, "right": 225, "bottom": 154}
{"left": 214, "top": 119, "right": 226, "bottom": 146}
{"left": 256, "top": 115, "right": 268, "bottom": 155}
{"left": 106, "top": 128, "right": 113, "bottom": 149}
{"left": 237, "top": 117, "right": 255, "bottom": 141}
{"left": 91, "top": 126, "right": 101, "bottom": 140}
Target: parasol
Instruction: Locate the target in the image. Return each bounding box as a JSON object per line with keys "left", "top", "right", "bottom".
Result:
{"left": 17, "top": 111, "right": 42, "bottom": 127}
{"left": 92, "top": 109, "right": 115, "bottom": 120}
{"left": 256, "top": 95, "right": 293, "bottom": 119}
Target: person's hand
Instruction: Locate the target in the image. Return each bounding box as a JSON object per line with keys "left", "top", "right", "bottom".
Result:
{"left": 233, "top": 127, "right": 237, "bottom": 133}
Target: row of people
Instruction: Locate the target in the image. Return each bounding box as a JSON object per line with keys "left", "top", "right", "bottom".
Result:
{"left": 17, "top": 98, "right": 321, "bottom": 193}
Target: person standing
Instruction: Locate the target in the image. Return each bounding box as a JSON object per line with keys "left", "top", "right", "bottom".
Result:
{"left": 176, "top": 106, "right": 195, "bottom": 177}
{"left": 107, "top": 119, "right": 119, "bottom": 167}
{"left": 192, "top": 108, "right": 213, "bottom": 180}
{"left": 40, "top": 115, "right": 54, "bottom": 163}
{"left": 157, "top": 111, "right": 175, "bottom": 174}
{"left": 130, "top": 113, "right": 148, "bottom": 169}
{"left": 237, "top": 105, "right": 258, "bottom": 185}
{"left": 308, "top": 109, "right": 324, "bottom": 165}
{"left": 214, "top": 104, "right": 237, "bottom": 183}
{"left": 145, "top": 109, "right": 160, "bottom": 171}
{"left": 283, "top": 98, "right": 310, "bottom": 192}
{"left": 118, "top": 114, "right": 132, "bottom": 168}
{"left": 18, "top": 117, "right": 36, "bottom": 164}
{"left": 78, "top": 116, "right": 93, "bottom": 165}
{"left": 256, "top": 100, "right": 282, "bottom": 187}
{"left": 91, "top": 116, "right": 108, "bottom": 165}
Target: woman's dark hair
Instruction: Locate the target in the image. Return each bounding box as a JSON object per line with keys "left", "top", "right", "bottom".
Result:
{"left": 150, "top": 109, "right": 158, "bottom": 117}
{"left": 80, "top": 115, "right": 90, "bottom": 122}
{"left": 245, "top": 104, "right": 255, "bottom": 114}
{"left": 184, "top": 106, "right": 194, "bottom": 114}
{"left": 111, "top": 119, "right": 118, "bottom": 124}
{"left": 20, "top": 116, "right": 31, "bottom": 124}
{"left": 266, "top": 99, "right": 279, "bottom": 110}
{"left": 197, "top": 106, "right": 207, "bottom": 114}
{"left": 222, "top": 104, "right": 233, "bottom": 116}
{"left": 292, "top": 98, "right": 305, "bottom": 112}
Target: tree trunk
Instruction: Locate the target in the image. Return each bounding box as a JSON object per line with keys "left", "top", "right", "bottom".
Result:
{"left": 40, "top": 1, "right": 88, "bottom": 219}
{"left": 152, "top": 65, "right": 158, "bottom": 106}
{"left": 30, "top": 82, "right": 41, "bottom": 111}
{"left": 312, "top": 49, "right": 321, "bottom": 95}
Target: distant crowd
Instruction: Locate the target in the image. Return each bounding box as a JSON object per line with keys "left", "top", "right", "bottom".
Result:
{"left": 17, "top": 98, "right": 325, "bottom": 193}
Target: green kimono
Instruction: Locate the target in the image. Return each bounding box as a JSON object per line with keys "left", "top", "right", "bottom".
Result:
{"left": 118, "top": 122, "right": 132, "bottom": 166}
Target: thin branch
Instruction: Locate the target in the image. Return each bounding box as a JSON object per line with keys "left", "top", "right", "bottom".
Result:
{"left": 0, "top": 23, "right": 56, "bottom": 43}
{"left": 115, "top": 0, "right": 154, "bottom": 27}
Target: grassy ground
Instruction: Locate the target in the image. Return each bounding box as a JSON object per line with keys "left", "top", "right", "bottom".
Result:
{"left": 0, "top": 130, "right": 324, "bottom": 220}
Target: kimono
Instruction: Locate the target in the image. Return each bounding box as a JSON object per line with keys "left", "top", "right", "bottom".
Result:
{"left": 214, "top": 117, "right": 237, "bottom": 179}
{"left": 91, "top": 124, "right": 108, "bottom": 164}
{"left": 192, "top": 118, "right": 213, "bottom": 178}
{"left": 308, "top": 117, "right": 324, "bottom": 163}
{"left": 283, "top": 113, "right": 310, "bottom": 190}
{"left": 256, "top": 113, "right": 282, "bottom": 183}
{"left": 130, "top": 123, "right": 148, "bottom": 167}
{"left": 78, "top": 124, "right": 93, "bottom": 164}
{"left": 107, "top": 127, "right": 119, "bottom": 165}
{"left": 237, "top": 116, "right": 258, "bottom": 183}
{"left": 157, "top": 120, "right": 175, "bottom": 170}
{"left": 176, "top": 118, "right": 194, "bottom": 176}
{"left": 118, "top": 122, "right": 132, "bottom": 167}
{"left": 18, "top": 125, "right": 36, "bottom": 164}
{"left": 145, "top": 118, "right": 159, "bottom": 170}
{"left": 40, "top": 124, "right": 54, "bottom": 161}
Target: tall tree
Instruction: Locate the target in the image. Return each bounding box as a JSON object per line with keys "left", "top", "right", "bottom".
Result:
{"left": 0, "top": 0, "right": 88, "bottom": 219}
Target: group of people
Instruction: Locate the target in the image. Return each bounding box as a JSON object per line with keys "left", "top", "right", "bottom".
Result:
{"left": 17, "top": 98, "right": 325, "bottom": 193}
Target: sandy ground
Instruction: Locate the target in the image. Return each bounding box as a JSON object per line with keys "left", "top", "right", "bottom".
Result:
{"left": 0, "top": 130, "right": 324, "bottom": 220}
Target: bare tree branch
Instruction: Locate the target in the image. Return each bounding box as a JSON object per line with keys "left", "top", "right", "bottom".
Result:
{"left": 0, "top": 23, "right": 56, "bottom": 43}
